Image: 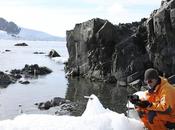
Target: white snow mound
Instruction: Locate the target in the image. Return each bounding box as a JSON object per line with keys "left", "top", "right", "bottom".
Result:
{"left": 0, "top": 94, "right": 144, "bottom": 130}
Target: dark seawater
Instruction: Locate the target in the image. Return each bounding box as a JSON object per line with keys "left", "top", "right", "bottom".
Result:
{"left": 65, "top": 77, "right": 129, "bottom": 116}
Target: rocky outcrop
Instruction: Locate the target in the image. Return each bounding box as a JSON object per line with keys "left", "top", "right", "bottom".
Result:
{"left": 48, "top": 49, "right": 60, "bottom": 58}
{"left": 19, "top": 80, "right": 30, "bottom": 84}
{"left": 35, "top": 97, "right": 78, "bottom": 115}
{"left": 14, "top": 42, "right": 28, "bottom": 46}
{"left": 0, "top": 71, "right": 13, "bottom": 88}
{"left": 33, "top": 52, "right": 45, "bottom": 54}
{"left": 66, "top": 0, "right": 175, "bottom": 84}
{"left": 36, "top": 97, "right": 68, "bottom": 110}
{"left": 66, "top": 18, "right": 149, "bottom": 83}
{"left": 10, "top": 64, "right": 52, "bottom": 77}
{"left": 0, "top": 64, "right": 52, "bottom": 88}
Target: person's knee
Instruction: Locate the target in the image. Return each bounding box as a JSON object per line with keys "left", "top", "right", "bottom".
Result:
{"left": 148, "top": 111, "right": 157, "bottom": 124}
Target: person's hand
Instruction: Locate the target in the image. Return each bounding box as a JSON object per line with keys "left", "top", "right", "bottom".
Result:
{"left": 136, "top": 100, "right": 152, "bottom": 108}
{"left": 128, "top": 94, "right": 140, "bottom": 105}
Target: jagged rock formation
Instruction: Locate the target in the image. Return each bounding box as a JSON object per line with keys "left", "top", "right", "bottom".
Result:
{"left": 66, "top": 0, "right": 175, "bottom": 84}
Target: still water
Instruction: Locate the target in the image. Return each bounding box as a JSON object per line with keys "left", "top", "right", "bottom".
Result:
{"left": 66, "top": 77, "right": 129, "bottom": 116}
{"left": 0, "top": 40, "right": 68, "bottom": 120}
{"left": 0, "top": 40, "right": 131, "bottom": 120}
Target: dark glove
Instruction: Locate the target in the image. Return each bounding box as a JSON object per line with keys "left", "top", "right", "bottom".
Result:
{"left": 138, "top": 111, "right": 145, "bottom": 118}
{"left": 128, "top": 94, "right": 140, "bottom": 104}
{"left": 136, "top": 100, "right": 152, "bottom": 108}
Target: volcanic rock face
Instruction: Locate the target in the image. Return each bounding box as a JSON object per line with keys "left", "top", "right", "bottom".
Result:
{"left": 66, "top": 18, "right": 149, "bottom": 83}
{"left": 66, "top": 0, "right": 175, "bottom": 83}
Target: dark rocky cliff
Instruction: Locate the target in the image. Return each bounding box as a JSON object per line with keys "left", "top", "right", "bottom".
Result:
{"left": 66, "top": 0, "right": 175, "bottom": 84}
{"left": 146, "top": 0, "right": 175, "bottom": 77}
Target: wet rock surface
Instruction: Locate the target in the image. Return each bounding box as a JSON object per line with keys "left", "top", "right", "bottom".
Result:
{"left": 21, "top": 64, "right": 52, "bottom": 76}
{"left": 0, "top": 64, "right": 52, "bottom": 88}
{"left": 10, "top": 64, "right": 52, "bottom": 77}
{"left": 35, "top": 97, "right": 79, "bottom": 115}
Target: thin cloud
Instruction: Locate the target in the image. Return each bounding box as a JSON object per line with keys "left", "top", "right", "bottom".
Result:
{"left": 0, "top": 0, "right": 162, "bottom": 36}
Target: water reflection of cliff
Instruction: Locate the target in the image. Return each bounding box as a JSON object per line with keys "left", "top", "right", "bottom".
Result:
{"left": 65, "top": 77, "right": 129, "bottom": 116}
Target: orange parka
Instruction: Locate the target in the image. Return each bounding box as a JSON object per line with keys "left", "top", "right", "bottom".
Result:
{"left": 135, "top": 77, "right": 175, "bottom": 130}
{"left": 146, "top": 77, "right": 175, "bottom": 115}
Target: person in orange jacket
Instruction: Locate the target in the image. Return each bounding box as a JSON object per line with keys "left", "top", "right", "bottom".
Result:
{"left": 129, "top": 68, "right": 175, "bottom": 130}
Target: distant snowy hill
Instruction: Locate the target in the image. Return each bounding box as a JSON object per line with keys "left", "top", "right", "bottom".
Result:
{"left": 0, "top": 17, "right": 64, "bottom": 41}
{"left": 0, "top": 27, "right": 65, "bottom": 41}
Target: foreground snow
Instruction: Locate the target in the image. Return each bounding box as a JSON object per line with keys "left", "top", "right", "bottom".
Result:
{"left": 0, "top": 95, "right": 144, "bottom": 130}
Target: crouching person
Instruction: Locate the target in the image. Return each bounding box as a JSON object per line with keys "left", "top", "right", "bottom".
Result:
{"left": 129, "top": 68, "right": 175, "bottom": 130}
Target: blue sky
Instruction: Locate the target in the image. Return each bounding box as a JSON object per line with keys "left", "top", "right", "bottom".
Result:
{"left": 0, "top": 0, "right": 161, "bottom": 37}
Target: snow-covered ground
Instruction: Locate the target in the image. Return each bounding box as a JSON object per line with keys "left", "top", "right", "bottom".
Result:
{"left": 0, "top": 95, "right": 144, "bottom": 130}
{"left": 0, "top": 28, "right": 65, "bottom": 41}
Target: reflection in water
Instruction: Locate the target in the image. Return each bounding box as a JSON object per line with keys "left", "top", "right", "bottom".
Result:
{"left": 65, "top": 77, "right": 129, "bottom": 116}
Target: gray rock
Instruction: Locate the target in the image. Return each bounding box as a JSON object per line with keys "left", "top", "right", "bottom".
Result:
{"left": 14, "top": 43, "right": 28, "bottom": 46}
{"left": 21, "top": 64, "right": 52, "bottom": 76}
{"left": 19, "top": 80, "right": 30, "bottom": 84}
{"left": 38, "top": 101, "right": 52, "bottom": 110}
{"left": 33, "top": 52, "right": 45, "bottom": 54}
{"left": 0, "top": 71, "right": 12, "bottom": 88}
{"left": 5, "top": 50, "right": 11, "bottom": 52}
{"left": 48, "top": 49, "right": 60, "bottom": 58}
{"left": 36, "top": 97, "right": 77, "bottom": 114}
{"left": 51, "top": 97, "right": 66, "bottom": 106}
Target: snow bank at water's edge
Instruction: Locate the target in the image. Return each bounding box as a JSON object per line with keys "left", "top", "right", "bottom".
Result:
{"left": 0, "top": 94, "right": 144, "bottom": 130}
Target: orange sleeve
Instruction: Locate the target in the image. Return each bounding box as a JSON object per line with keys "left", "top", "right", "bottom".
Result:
{"left": 147, "top": 89, "right": 171, "bottom": 112}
